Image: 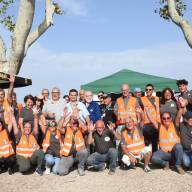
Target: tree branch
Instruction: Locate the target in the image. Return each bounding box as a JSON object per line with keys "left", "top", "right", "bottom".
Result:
{"left": 167, "top": 0, "right": 192, "bottom": 48}
{"left": 6, "top": 0, "right": 35, "bottom": 74}
{"left": 0, "top": 35, "right": 7, "bottom": 72}
{"left": 24, "top": 0, "right": 55, "bottom": 55}
{"left": 0, "top": 35, "right": 7, "bottom": 62}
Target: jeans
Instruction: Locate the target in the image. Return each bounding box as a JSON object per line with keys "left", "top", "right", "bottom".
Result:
{"left": 87, "top": 148, "right": 118, "bottom": 171}
{"left": 151, "top": 144, "right": 183, "bottom": 167}
{"left": 58, "top": 149, "right": 88, "bottom": 175}
{"left": 183, "top": 150, "right": 192, "bottom": 168}
{"left": 45, "top": 154, "right": 60, "bottom": 174}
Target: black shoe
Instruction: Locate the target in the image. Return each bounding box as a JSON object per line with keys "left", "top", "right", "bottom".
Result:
{"left": 8, "top": 168, "right": 14, "bottom": 175}
{"left": 35, "top": 168, "right": 43, "bottom": 176}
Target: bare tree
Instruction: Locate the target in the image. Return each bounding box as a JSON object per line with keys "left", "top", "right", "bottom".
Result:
{"left": 0, "top": 0, "right": 62, "bottom": 74}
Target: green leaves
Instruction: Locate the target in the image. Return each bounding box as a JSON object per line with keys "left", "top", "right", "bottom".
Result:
{"left": 0, "top": 0, "right": 15, "bottom": 32}
{"left": 156, "top": 0, "right": 187, "bottom": 21}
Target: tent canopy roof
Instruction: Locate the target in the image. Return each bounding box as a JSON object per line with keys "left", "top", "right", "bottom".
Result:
{"left": 0, "top": 72, "right": 32, "bottom": 89}
{"left": 81, "top": 69, "right": 178, "bottom": 94}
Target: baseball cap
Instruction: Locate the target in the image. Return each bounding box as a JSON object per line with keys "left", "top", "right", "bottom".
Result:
{"left": 103, "top": 93, "right": 112, "bottom": 99}
{"left": 134, "top": 88, "right": 141, "bottom": 92}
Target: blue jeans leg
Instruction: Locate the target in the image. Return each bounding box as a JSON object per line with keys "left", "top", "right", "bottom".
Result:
{"left": 107, "top": 148, "right": 118, "bottom": 171}
{"left": 151, "top": 150, "right": 171, "bottom": 167}
{"left": 172, "top": 144, "right": 183, "bottom": 167}
{"left": 45, "top": 154, "right": 55, "bottom": 168}
{"left": 52, "top": 157, "right": 60, "bottom": 174}
{"left": 87, "top": 152, "right": 107, "bottom": 170}
{"left": 183, "top": 151, "right": 192, "bottom": 168}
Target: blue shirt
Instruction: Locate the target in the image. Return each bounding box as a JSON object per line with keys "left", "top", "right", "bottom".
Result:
{"left": 87, "top": 101, "right": 101, "bottom": 123}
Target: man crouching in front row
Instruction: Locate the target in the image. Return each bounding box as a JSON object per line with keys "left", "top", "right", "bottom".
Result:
{"left": 87, "top": 120, "right": 121, "bottom": 175}
{"left": 121, "top": 117, "right": 152, "bottom": 172}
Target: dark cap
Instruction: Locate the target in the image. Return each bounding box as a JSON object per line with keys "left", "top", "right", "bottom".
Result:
{"left": 103, "top": 93, "right": 112, "bottom": 99}
{"left": 184, "top": 111, "right": 192, "bottom": 120}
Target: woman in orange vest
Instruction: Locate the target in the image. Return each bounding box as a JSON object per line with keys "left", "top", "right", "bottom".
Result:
{"left": 58, "top": 117, "right": 88, "bottom": 176}
{"left": 42, "top": 120, "right": 63, "bottom": 175}
{"left": 150, "top": 111, "right": 185, "bottom": 174}
{"left": 14, "top": 107, "right": 45, "bottom": 176}
{"left": 0, "top": 118, "right": 16, "bottom": 174}
{"left": 121, "top": 116, "right": 152, "bottom": 172}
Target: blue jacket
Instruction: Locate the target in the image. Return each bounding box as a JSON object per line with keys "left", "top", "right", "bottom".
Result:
{"left": 87, "top": 101, "right": 101, "bottom": 124}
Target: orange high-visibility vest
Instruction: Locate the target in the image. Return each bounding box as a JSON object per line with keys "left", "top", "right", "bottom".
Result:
{"left": 116, "top": 97, "right": 137, "bottom": 125}
{"left": 122, "top": 127, "right": 145, "bottom": 156}
{"left": 3, "top": 98, "right": 11, "bottom": 126}
{"left": 0, "top": 129, "right": 14, "bottom": 158}
{"left": 42, "top": 130, "right": 63, "bottom": 153}
{"left": 159, "top": 122, "right": 180, "bottom": 153}
{"left": 16, "top": 134, "right": 39, "bottom": 158}
{"left": 61, "top": 127, "right": 85, "bottom": 157}
{"left": 141, "top": 96, "right": 160, "bottom": 124}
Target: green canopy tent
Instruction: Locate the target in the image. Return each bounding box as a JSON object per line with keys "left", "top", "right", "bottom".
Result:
{"left": 81, "top": 69, "right": 178, "bottom": 94}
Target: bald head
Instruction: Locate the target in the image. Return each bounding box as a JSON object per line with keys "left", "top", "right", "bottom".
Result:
{"left": 95, "top": 120, "right": 105, "bottom": 135}
{"left": 121, "top": 84, "right": 129, "bottom": 97}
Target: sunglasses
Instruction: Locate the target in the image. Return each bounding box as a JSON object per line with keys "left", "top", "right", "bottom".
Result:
{"left": 162, "top": 117, "right": 171, "bottom": 120}
{"left": 98, "top": 95, "right": 103, "bottom": 98}
{"left": 145, "top": 89, "right": 153, "bottom": 91}
{"left": 48, "top": 121, "right": 57, "bottom": 127}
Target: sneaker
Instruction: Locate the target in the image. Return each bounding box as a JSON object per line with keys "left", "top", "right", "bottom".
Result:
{"left": 144, "top": 166, "right": 151, "bottom": 173}
{"left": 35, "top": 168, "right": 43, "bottom": 176}
{"left": 129, "top": 164, "right": 136, "bottom": 170}
{"left": 108, "top": 170, "right": 115, "bottom": 175}
{"left": 176, "top": 166, "right": 185, "bottom": 175}
{"left": 44, "top": 167, "right": 51, "bottom": 175}
{"left": 163, "top": 162, "right": 170, "bottom": 170}
{"left": 98, "top": 164, "right": 106, "bottom": 172}
{"left": 78, "top": 168, "right": 85, "bottom": 176}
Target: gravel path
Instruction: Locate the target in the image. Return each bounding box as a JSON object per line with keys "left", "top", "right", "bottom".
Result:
{"left": 0, "top": 167, "right": 192, "bottom": 192}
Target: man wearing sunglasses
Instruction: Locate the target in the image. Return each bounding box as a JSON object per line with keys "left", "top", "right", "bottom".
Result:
{"left": 140, "top": 84, "right": 160, "bottom": 153}
{"left": 149, "top": 110, "right": 184, "bottom": 175}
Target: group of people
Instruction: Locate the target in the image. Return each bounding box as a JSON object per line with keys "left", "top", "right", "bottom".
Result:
{"left": 0, "top": 75, "right": 192, "bottom": 177}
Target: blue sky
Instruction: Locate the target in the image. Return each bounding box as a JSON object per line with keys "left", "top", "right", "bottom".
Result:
{"left": 1, "top": 0, "right": 192, "bottom": 102}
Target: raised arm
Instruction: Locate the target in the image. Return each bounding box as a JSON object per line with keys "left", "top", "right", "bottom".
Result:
{"left": 7, "top": 74, "right": 15, "bottom": 104}
{"left": 87, "top": 122, "right": 95, "bottom": 145}
{"left": 32, "top": 106, "right": 39, "bottom": 136}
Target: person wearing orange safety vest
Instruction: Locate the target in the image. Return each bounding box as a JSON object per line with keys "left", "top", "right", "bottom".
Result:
{"left": 58, "top": 117, "right": 88, "bottom": 176}
{"left": 0, "top": 117, "right": 16, "bottom": 175}
{"left": 0, "top": 74, "right": 15, "bottom": 126}
{"left": 150, "top": 111, "right": 185, "bottom": 175}
{"left": 140, "top": 84, "right": 161, "bottom": 153}
{"left": 42, "top": 120, "right": 63, "bottom": 175}
{"left": 121, "top": 116, "right": 152, "bottom": 172}
{"left": 14, "top": 107, "right": 44, "bottom": 176}
{"left": 114, "top": 84, "right": 140, "bottom": 134}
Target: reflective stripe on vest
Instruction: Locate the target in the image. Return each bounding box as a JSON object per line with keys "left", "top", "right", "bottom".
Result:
{"left": 159, "top": 122, "right": 180, "bottom": 153}
{"left": 0, "top": 129, "right": 15, "bottom": 158}
{"left": 61, "top": 127, "right": 85, "bottom": 157}
{"left": 42, "top": 130, "right": 63, "bottom": 153}
{"left": 116, "top": 97, "right": 137, "bottom": 125}
{"left": 141, "top": 96, "right": 160, "bottom": 124}
{"left": 122, "top": 127, "right": 145, "bottom": 156}
{"left": 16, "top": 134, "right": 39, "bottom": 158}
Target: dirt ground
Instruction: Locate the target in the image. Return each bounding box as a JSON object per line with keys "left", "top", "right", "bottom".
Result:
{"left": 0, "top": 167, "right": 192, "bottom": 192}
